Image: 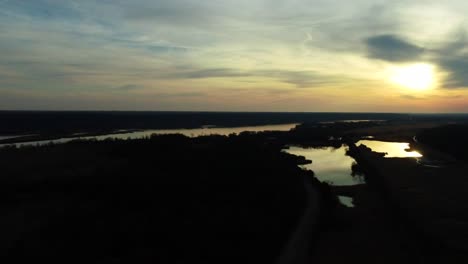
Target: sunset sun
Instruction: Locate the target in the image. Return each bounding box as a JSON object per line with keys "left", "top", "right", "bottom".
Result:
{"left": 390, "top": 63, "right": 435, "bottom": 91}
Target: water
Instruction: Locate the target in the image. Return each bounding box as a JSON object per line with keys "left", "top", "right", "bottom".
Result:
{"left": 284, "top": 146, "right": 363, "bottom": 186}
{"left": 319, "top": 120, "right": 385, "bottom": 124}
{"left": 0, "top": 135, "right": 36, "bottom": 141}
{"left": 338, "top": 196, "right": 354, "bottom": 207}
{"left": 0, "top": 123, "right": 298, "bottom": 148}
{"left": 0, "top": 136, "right": 17, "bottom": 141}
{"left": 357, "top": 140, "right": 422, "bottom": 158}
{"left": 284, "top": 140, "right": 424, "bottom": 209}
{"left": 100, "top": 123, "right": 298, "bottom": 139}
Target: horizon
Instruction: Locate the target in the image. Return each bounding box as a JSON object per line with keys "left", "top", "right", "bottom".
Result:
{"left": 1, "top": 1, "right": 468, "bottom": 112}
{"left": 2, "top": 110, "right": 468, "bottom": 115}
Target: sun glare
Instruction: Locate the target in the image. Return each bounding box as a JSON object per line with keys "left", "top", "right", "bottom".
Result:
{"left": 390, "top": 63, "right": 435, "bottom": 91}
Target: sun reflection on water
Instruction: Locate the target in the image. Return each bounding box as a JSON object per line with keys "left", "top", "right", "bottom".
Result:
{"left": 357, "top": 140, "right": 422, "bottom": 158}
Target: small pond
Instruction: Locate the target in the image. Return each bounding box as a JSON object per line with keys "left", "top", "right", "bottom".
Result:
{"left": 357, "top": 140, "right": 422, "bottom": 158}
{"left": 284, "top": 145, "right": 361, "bottom": 207}
{"left": 285, "top": 146, "right": 363, "bottom": 187}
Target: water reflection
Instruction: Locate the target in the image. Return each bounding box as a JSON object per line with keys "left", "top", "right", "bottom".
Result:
{"left": 284, "top": 146, "right": 363, "bottom": 186}
{"left": 319, "top": 120, "right": 385, "bottom": 124}
{"left": 0, "top": 135, "right": 36, "bottom": 141}
{"left": 119, "top": 123, "right": 298, "bottom": 138}
{"left": 338, "top": 196, "right": 354, "bottom": 208}
{"left": 357, "top": 140, "right": 422, "bottom": 158}
{"left": 0, "top": 123, "right": 298, "bottom": 148}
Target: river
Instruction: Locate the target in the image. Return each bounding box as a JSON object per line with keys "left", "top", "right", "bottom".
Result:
{"left": 0, "top": 123, "right": 298, "bottom": 148}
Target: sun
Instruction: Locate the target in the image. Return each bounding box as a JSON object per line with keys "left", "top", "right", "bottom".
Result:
{"left": 390, "top": 63, "right": 435, "bottom": 91}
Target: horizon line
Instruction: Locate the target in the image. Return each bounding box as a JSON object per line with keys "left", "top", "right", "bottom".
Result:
{"left": 1, "top": 110, "right": 468, "bottom": 115}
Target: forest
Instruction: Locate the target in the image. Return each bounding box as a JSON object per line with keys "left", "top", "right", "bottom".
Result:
{"left": 417, "top": 124, "right": 468, "bottom": 161}
{"left": 0, "top": 133, "right": 313, "bottom": 263}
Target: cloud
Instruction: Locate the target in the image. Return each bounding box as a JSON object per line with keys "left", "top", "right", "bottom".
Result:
{"left": 363, "top": 32, "right": 468, "bottom": 89}
{"left": 257, "top": 70, "right": 348, "bottom": 88}
{"left": 122, "top": 2, "right": 214, "bottom": 27}
{"left": 159, "top": 92, "right": 206, "bottom": 98}
{"left": 401, "top": 94, "right": 424, "bottom": 100}
{"left": 432, "top": 32, "right": 468, "bottom": 89}
{"left": 2, "top": 0, "right": 468, "bottom": 111}
{"left": 116, "top": 84, "right": 142, "bottom": 91}
{"left": 0, "top": 0, "right": 82, "bottom": 21}
{"left": 438, "top": 56, "right": 468, "bottom": 89}
{"left": 365, "top": 34, "right": 424, "bottom": 62}
{"left": 162, "top": 67, "right": 347, "bottom": 88}
{"left": 166, "top": 68, "right": 252, "bottom": 79}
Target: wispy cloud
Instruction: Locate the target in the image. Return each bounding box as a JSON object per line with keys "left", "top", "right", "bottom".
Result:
{"left": 401, "top": 94, "right": 425, "bottom": 100}
{"left": 116, "top": 84, "right": 143, "bottom": 91}
{"left": 162, "top": 68, "right": 349, "bottom": 88}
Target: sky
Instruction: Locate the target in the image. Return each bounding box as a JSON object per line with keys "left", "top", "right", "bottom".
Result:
{"left": 1, "top": 0, "right": 468, "bottom": 112}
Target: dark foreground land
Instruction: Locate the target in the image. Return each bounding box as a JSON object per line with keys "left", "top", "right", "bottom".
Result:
{"left": 0, "top": 133, "right": 314, "bottom": 263}
{"left": 2, "top": 112, "right": 468, "bottom": 263}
